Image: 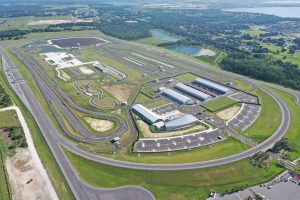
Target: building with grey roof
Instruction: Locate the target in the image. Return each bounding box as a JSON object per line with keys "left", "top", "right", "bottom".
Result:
{"left": 164, "top": 114, "right": 198, "bottom": 130}
{"left": 132, "top": 104, "right": 161, "bottom": 124}
{"left": 194, "top": 78, "right": 230, "bottom": 94}
{"left": 161, "top": 88, "right": 193, "bottom": 105}
{"left": 175, "top": 83, "right": 211, "bottom": 101}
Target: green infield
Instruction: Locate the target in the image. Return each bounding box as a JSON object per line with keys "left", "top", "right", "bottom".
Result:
{"left": 175, "top": 73, "right": 200, "bottom": 82}
{"left": 99, "top": 136, "right": 249, "bottom": 164}
{"left": 204, "top": 97, "right": 238, "bottom": 112}
{"left": 242, "top": 89, "right": 281, "bottom": 143}
{"left": 65, "top": 148, "right": 283, "bottom": 200}
{"left": 269, "top": 87, "right": 300, "bottom": 160}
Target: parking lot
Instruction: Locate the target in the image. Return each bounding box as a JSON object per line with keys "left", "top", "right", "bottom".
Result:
{"left": 212, "top": 171, "right": 300, "bottom": 200}
{"left": 49, "top": 37, "right": 108, "bottom": 48}
{"left": 134, "top": 129, "right": 225, "bottom": 153}
{"left": 231, "top": 92, "right": 259, "bottom": 104}
{"left": 228, "top": 103, "right": 261, "bottom": 130}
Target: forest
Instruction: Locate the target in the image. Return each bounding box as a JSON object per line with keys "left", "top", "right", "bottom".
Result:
{"left": 1, "top": 3, "right": 300, "bottom": 90}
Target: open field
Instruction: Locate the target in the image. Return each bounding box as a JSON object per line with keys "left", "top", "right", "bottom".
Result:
{"left": 204, "top": 97, "right": 238, "bottom": 111}
{"left": 103, "top": 84, "right": 134, "bottom": 102}
{"left": 83, "top": 117, "right": 114, "bottom": 133}
{"left": 242, "top": 89, "right": 281, "bottom": 143}
{"left": 0, "top": 16, "right": 93, "bottom": 31}
{"left": 66, "top": 149, "right": 283, "bottom": 200}
{"left": 175, "top": 73, "right": 200, "bottom": 83}
{"left": 0, "top": 110, "right": 21, "bottom": 200}
{"left": 262, "top": 43, "right": 300, "bottom": 68}
{"left": 216, "top": 105, "right": 241, "bottom": 121}
{"left": 100, "top": 136, "right": 249, "bottom": 164}
{"left": 0, "top": 50, "right": 74, "bottom": 200}
{"left": 269, "top": 88, "right": 300, "bottom": 160}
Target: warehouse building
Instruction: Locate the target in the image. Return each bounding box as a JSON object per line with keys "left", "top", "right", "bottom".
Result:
{"left": 164, "top": 114, "right": 198, "bottom": 130}
{"left": 175, "top": 83, "right": 211, "bottom": 101}
{"left": 132, "top": 104, "right": 161, "bottom": 125}
{"left": 194, "top": 78, "right": 230, "bottom": 94}
{"left": 161, "top": 88, "right": 194, "bottom": 105}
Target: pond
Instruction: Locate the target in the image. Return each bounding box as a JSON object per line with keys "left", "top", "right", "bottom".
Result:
{"left": 152, "top": 30, "right": 179, "bottom": 42}
{"left": 168, "top": 46, "right": 202, "bottom": 56}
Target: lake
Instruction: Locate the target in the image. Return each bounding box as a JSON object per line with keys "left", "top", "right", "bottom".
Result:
{"left": 168, "top": 46, "right": 216, "bottom": 57}
{"left": 152, "top": 30, "right": 179, "bottom": 42}
{"left": 224, "top": 7, "right": 300, "bottom": 18}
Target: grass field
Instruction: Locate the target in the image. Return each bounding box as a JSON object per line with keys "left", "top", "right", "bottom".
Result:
{"left": 175, "top": 73, "right": 199, "bottom": 82}
{"left": 204, "top": 97, "right": 238, "bottom": 111}
{"left": 232, "top": 79, "right": 253, "bottom": 92}
{"left": 242, "top": 89, "right": 281, "bottom": 143}
{"left": 143, "top": 98, "right": 169, "bottom": 109}
{"left": 100, "top": 136, "right": 249, "bottom": 164}
{"left": 262, "top": 43, "right": 300, "bottom": 68}
{"left": 0, "top": 110, "right": 21, "bottom": 200}
{"left": 0, "top": 49, "right": 74, "bottom": 200}
{"left": 269, "top": 88, "right": 300, "bottom": 160}
{"left": 65, "top": 148, "right": 283, "bottom": 200}
{"left": 81, "top": 48, "right": 143, "bottom": 82}
{"left": 135, "top": 93, "right": 151, "bottom": 103}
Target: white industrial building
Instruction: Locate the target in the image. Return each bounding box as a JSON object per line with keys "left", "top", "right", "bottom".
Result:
{"left": 175, "top": 83, "right": 211, "bottom": 101}
{"left": 161, "top": 88, "right": 194, "bottom": 105}
{"left": 132, "top": 104, "right": 161, "bottom": 124}
{"left": 194, "top": 78, "right": 230, "bottom": 94}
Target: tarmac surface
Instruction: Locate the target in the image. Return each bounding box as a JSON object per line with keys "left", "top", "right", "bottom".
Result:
{"left": 135, "top": 129, "right": 224, "bottom": 152}
{"left": 2, "top": 34, "right": 300, "bottom": 199}
{"left": 1, "top": 47, "right": 155, "bottom": 200}
{"left": 228, "top": 103, "right": 261, "bottom": 131}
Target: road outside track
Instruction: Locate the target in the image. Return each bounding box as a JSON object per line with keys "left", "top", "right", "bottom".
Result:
{"left": 1, "top": 47, "right": 156, "bottom": 200}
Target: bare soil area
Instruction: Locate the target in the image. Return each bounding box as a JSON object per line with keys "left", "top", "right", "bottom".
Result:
{"left": 196, "top": 49, "right": 217, "bottom": 57}
{"left": 103, "top": 84, "right": 134, "bottom": 102}
{"left": 137, "top": 120, "right": 206, "bottom": 138}
{"left": 84, "top": 117, "right": 114, "bottom": 132}
{"left": 28, "top": 18, "right": 93, "bottom": 26}
{"left": 216, "top": 105, "right": 241, "bottom": 120}
{"left": 6, "top": 148, "right": 55, "bottom": 200}
{"left": 79, "top": 66, "right": 94, "bottom": 75}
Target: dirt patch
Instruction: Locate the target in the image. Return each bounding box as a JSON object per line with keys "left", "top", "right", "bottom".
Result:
{"left": 216, "top": 105, "right": 241, "bottom": 120}
{"left": 196, "top": 49, "right": 216, "bottom": 57}
{"left": 6, "top": 148, "right": 55, "bottom": 200}
{"left": 103, "top": 84, "right": 134, "bottom": 102}
{"left": 137, "top": 120, "right": 207, "bottom": 138}
{"left": 84, "top": 117, "right": 114, "bottom": 132}
{"left": 28, "top": 18, "right": 93, "bottom": 26}
{"left": 79, "top": 66, "right": 94, "bottom": 75}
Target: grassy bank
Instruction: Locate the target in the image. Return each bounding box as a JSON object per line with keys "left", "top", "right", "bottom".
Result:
{"left": 0, "top": 49, "right": 74, "bottom": 199}
{"left": 65, "top": 148, "right": 282, "bottom": 200}
{"left": 242, "top": 89, "right": 281, "bottom": 143}
{"left": 269, "top": 87, "right": 300, "bottom": 160}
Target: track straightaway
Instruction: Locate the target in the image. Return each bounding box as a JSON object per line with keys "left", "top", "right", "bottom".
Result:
{"left": 1, "top": 47, "right": 156, "bottom": 200}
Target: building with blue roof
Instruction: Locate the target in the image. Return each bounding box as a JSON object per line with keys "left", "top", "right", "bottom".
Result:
{"left": 194, "top": 78, "right": 230, "bottom": 94}
{"left": 164, "top": 114, "right": 198, "bottom": 130}
{"left": 175, "top": 83, "right": 211, "bottom": 101}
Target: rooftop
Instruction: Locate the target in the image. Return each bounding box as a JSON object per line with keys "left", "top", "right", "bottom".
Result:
{"left": 195, "top": 78, "right": 230, "bottom": 93}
